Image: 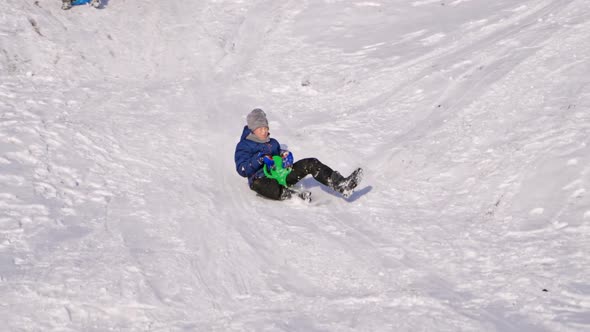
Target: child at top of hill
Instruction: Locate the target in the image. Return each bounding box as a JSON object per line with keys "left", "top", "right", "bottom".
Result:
{"left": 62, "top": 0, "right": 101, "bottom": 10}
{"left": 234, "top": 108, "right": 362, "bottom": 201}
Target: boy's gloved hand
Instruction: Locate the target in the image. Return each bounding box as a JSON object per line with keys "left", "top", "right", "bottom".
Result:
{"left": 263, "top": 155, "right": 275, "bottom": 168}
{"left": 257, "top": 152, "right": 274, "bottom": 168}
{"left": 281, "top": 150, "right": 294, "bottom": 168}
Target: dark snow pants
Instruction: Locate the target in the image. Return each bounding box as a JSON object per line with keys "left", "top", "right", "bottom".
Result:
{"left": 250, "top": 158, "right": 334, "bottom": 200}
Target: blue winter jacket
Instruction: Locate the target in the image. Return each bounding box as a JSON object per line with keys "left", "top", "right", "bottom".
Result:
{"left": 235, "top": 126, "right": 281, "bottom": 187}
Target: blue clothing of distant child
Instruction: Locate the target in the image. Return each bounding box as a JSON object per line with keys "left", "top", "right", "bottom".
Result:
{"left": 234, "top": 108, "right": 363, "bottom": 201}
{"left": 62, "top": 0, "right": 101, "bottom": 10}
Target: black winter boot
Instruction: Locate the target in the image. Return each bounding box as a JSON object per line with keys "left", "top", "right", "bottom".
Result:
{"left": 296, "top": 190, "right": 312, "bottom": 202}
{"left": 329, "top": 168, "right": 363, "bottom": 198}
{"left": 281, "top": 188, "right": 312, "bottom": 202}
{"left": 279, "top": 188, "right": 292, "bottom": 200}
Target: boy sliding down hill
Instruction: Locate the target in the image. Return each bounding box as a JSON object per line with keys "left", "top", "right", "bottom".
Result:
{"left": 62, "top": 0, "right": 101, "bottom": 10}
{"left": 234, "top": 108, "right": 362, "bottom": 201}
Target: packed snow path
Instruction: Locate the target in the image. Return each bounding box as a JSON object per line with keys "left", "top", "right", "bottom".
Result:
{"left": 1, "top": 0, "right": 589, "bottom": 331}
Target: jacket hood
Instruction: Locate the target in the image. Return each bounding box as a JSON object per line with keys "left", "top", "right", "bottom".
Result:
{"left": 240, "top": 126, "right": 251, "bottom": 140}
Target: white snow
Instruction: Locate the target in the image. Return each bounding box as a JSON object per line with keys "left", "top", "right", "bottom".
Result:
{"left": 1, "top": 0, "right": 590, "bottom": 331}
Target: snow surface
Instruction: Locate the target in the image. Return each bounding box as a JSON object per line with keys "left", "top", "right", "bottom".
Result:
{"left": 1, "top": 0, "right": 590, "bottom": 331}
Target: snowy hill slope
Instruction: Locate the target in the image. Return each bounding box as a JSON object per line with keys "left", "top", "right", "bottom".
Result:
{"left": 1, "top": 0, "right": 589, "bottom": 331}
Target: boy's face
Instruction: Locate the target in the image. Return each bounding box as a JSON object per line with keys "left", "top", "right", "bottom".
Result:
{"left": 253, "top": 126, "right": 269, "bottom": 140}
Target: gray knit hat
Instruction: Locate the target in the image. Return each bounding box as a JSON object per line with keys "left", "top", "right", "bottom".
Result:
{"left": 247, "top": 108, "right": 268, "bottom": 131}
